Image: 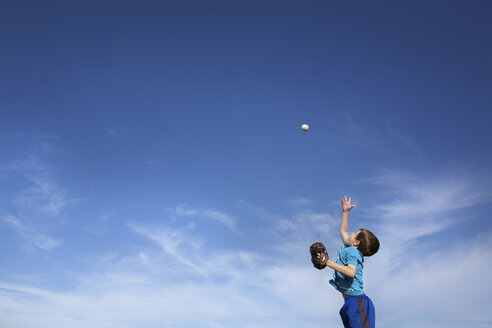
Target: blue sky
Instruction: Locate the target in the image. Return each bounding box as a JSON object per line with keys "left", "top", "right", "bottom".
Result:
{"left": 1, "top": 1, "right": 492, "bottom": 327}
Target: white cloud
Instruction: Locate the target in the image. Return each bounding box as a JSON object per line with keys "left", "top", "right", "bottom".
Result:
{"left": 345, "top": 114, "right": 379, "bottom": 149}
{"left": 0, "top": 148, "right": 78, "bottom": 251}
{"left": 0, "top": 280, "right": 269, "bottom": 328}
{"left": 0, "top": 155, "right": 47, "bottom": 172}
{"left": 1, "top": 169, "right": 491, "bottom": 328}
{"left": 170, "top": 205, "right": 238, "bottom": 231}
{"left": 238, "top": 200, "right": 285, "bottom": 223}
{"left": 138, "top": 252, "right": 149, "bottom": 264}
{"left": 106, "top": 127, "right": 129, "bottom": 137}
{"left": 367, "top": 169, "right": 487, "bottom": 247}
{"left": 385, "top": 119, "right": 423, "bottom": 159}
{"left": 128, "top": 223, "right": 205, "bottom": 274}
{"left": 286, "top": 197, "right": 312, "bottom": 208}
{"left": 0, "top": 228, "right": 342, "bottom": 328}
{"left": 276, "top": 209, "right": 339, "bottom": 248}
{"left": 174, "top": 204, "right": 198, "bottom": 216}
{"left": 0, "top": 214, "right": 63, "bottom": 251}
{"left": 13, "top": 175, "right": 78, "bottom": 218}
{"left": 368, "top": 231, "right": 492, "bottom": 327}
{"left": 357, "top": 170, "right": 492, "bottom": 326}
{"left": 203, "top": 209, "right": 237, "bottom": 231}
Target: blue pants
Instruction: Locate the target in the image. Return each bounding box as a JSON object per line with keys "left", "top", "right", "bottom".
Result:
{"left": 339, "top": 294, "right": 375, "bottom": 328}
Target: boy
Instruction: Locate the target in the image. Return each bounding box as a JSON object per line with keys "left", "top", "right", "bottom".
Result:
{"left": 323, "top": 196, "right": 380, "bottom": 328}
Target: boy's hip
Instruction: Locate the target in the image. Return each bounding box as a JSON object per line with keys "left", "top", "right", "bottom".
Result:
{"left": 340, "top": 294, "right": 375, "bottom": 328}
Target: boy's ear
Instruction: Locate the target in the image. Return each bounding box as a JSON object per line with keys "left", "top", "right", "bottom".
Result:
{"left": 353, "top": 239, "right": 360, "bottom": 247}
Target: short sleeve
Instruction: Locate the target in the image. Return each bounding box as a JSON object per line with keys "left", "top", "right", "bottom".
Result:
{"left": 345, "top": 248, "right": 362, "bottom": 266}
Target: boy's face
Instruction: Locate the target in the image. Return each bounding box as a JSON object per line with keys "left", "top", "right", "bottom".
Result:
{"left": 349, "top": 230, "right": 361, "bottom": 248}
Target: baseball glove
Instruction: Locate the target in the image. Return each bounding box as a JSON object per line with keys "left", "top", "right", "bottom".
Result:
{"left": 310, "top": 242, "right": 329, "bottom": 270}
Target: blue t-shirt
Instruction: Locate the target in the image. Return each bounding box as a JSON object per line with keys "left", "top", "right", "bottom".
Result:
{"left": 329, "top": 245, "right": 364, "bottom": 296}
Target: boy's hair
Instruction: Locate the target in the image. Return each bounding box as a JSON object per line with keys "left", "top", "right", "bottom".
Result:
{"left": 356, "top": 229, "right": 380, "bottom": 257}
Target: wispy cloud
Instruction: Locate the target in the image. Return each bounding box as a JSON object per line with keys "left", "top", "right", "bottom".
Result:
{"left": 345, "top": 114, "right": 372, "bottom": 148}
{"left": 0, "top": 278, "right": 273, "bottom": 328}
{"left": 237, "top": 200, "right": 285, "bottom": 223}
{"left": 0, "top": 143, "right": 78, "bottom": 251}
{"left": 385, "top": 119, "right": 423, "bottom": 159}
{"left": 202, "top": 210, "right": 237, "bottom": 231}
{"left": 106, "top": 127, "right": 129, "bottom": 137}
{"left": 13, "top": 175, "right": 79, "bottom": 218}
{"left": 128, "top": 222, "right": 205, "bottom": 273}
{"left": 277, "top": 209, "right": 337, "bottom": 242}
{"left": 1, "top": 166, "right": 491, "bottom": 327}
{"left": 174, "top": 204, "right": 198, "bottom": 216}
{"left": 286, "top": 197, "right": 312, "bottom": 208}
{"left": 368, "top": 231, "right": 492, "bottom": 327}
{"left": 345, "top": 113, "right": 389, "bottom": 151}
{"left": 1, "top": 215, "right": 63, "bottom": 251}
{"left": 345, "top": 115, "right": 425, "bottom": 161}
{"left": 367, "top": 169, "right": 486, "bottom": 243}
{"left": 357, "top": 169, "right": 489, "bottom": 286}
{"left": 170, "top": 204, "right": 238, "bottom": 231}
{"left": 0, "top": 212, "right": 343, "bottom": 328}
{"left": 354, "top": 169, "right": 492, "bottom": 326}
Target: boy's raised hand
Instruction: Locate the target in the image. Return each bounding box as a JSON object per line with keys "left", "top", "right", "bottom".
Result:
{"left": 341, "top": 195, "right": 356, "bottom": 212}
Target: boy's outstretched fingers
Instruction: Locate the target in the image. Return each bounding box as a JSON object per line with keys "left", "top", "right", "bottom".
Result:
{"left": 341, "top": 195, "right": 356, "bottom": 211}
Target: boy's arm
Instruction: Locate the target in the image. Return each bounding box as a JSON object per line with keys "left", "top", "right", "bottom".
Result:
{"left": 340, "top": 196, "right": 355, "bottom": 245}
{"left": 325, "top": 259, "right": 356, "bottom": 278}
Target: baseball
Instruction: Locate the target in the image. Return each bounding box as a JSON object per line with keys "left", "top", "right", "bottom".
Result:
{"left": 301, "top": 123, "right": 309, "bottom": 131}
